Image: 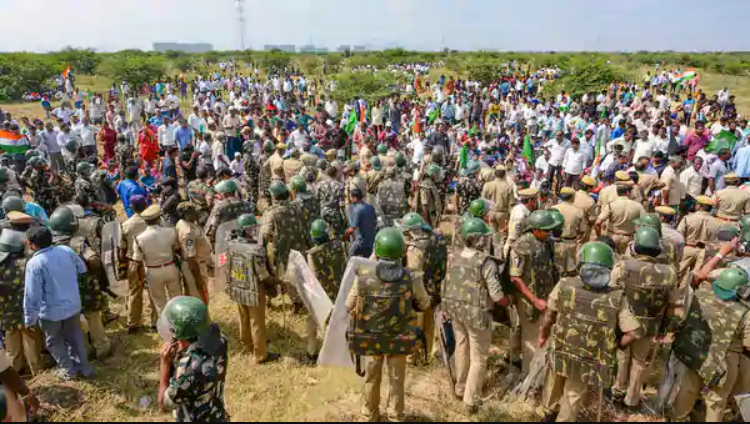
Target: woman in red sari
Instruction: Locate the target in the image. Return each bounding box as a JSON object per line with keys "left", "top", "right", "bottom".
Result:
{"left": 138, "top": 125, "right": 159, "bottom": 167}
{"left": 98, "top": 121, "right": 117, "bottom": 161}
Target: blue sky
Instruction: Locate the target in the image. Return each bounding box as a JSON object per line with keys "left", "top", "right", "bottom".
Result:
{"left": 0, "top": 0, "right": 747, "bottom": 52}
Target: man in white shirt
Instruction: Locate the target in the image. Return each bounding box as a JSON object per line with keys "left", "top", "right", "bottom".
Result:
{"left": 632, "top": 135, "right": 656, "bottom": 164}
{"left": 76, "top": 117, "right": 98, "bottom": 157}
{"left": 324, "top": 98, "right": 338, "bottom": 119}
{"left": 407, "top": 134, "right": 425, "bottom": 165}
{"left": 711, "top": 116, "right": 730, "bottom": 135}
{"left": 660, "top": 156, "right": 686, "bottom": 208}
{"left": 127, "top": 98, "right": 143, "bottom": 132}
{"left": 158, "top": 117, "right": 177, "bottom": 151}
{"left": 562, "top": 138, "right": 588, "bottom": 189}
{"left": 212, "top": 132, "right": 229, "bottom": 172}
{"left": 188, "top": 107, "right": 205, "bottom": 133}
{"left": 708, "top": 149, "right": 731, "bottom": 194}
{"left": 53, "top": 103, "right": 74, "bottom": 125}
{"left": 543, "top": 131, "right": 570, "bottom": 192}
{"left": 679, "top": 156, "right": 704, "bottom": 198}
{"left": 535, "top": 150, "right": 551, "bottom": 177}
{"left": 289, "top": 127, "right": 309, "bottom": 150}
{"left": 230, "top": 153, "right": 244, "bottom": 177}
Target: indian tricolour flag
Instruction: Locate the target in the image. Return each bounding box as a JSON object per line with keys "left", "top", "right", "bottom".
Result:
{"left": 0, "top": 130, "right": 30, "bottom": 155}
{"left": 671, "top": 68, "right": 697, "bottom": 84}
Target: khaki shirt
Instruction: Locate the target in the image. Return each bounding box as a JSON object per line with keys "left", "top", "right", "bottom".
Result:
{"left": 133, "top": 225, "right": 179, "bottom": 267}
{"left": 482, "top": 179, "right": 515, "bottom": 213}
{"left": 283, "top": 158, "right": 303, "bottom": 183}
{"left": 405, "top": 243, "right": 427, "bottom": 271}
{"left": 553, "top": 202, "right": 586, "bottom": 240}
{"left": 547, "top": 280, "right": 641, "bottom": 334}
{"left": 119, "top": 213, "right": 147, "bottom": 260}
{"left": 596, "top": 196, "right": 646, "bottom": 235}
{"left": 676, "top": 210, "right": 720, "bottom": 246}
{"left": 269, "top": 153, "right": 285, "bottom": 181}
{"left": 175, "top": 220, "right": 212, "bottom": 263}
{"left": 597, "top": 184, "right": 618, "bottom": 209}
{"left": 660, "top": 166, "right": 685, "bottom": 206}
{"left": 715, "top": 186, "right": 750, "bottom": 220}
{"left": 573, "top": 190, "right": 596, "bottom": 223}
{"left": 507, "top": 203, "right": 530, "bottom": 244}
{"left": 345, "top": 269, "right": 432, "bottom": 312}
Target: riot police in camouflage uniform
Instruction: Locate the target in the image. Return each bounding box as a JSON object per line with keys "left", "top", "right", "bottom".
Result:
{"left": 242, "top": 139, "right": 260, "bottom": 207}
{"left": 442, "top": 218, "right": 507, "bottom": 414}
{"left": 0, "top": 229, "right": 44, "bottom": 375}
{"left": 290, "top": 175, "right": 320, "bottom": 235}
{"left": 365, "top": 156, "right": 384, "bottom": 196}
{"left": 539, "top": 242, "right": 641, "bottom": 422}
{"left": 305, "top": 219, "right": 347, "bottom": 361}
{"left": 187, "top": 167, "right": 215, "bottom": 227}
{"left": 22, "top": 156, "right": 58, "bottom": 214}
{"left": 670, "top": 267, "right": 750, "bottom": 422}
{"left": 227, "top": 214, "right": 280, "bottom": 365}
{"left": 416, "top": 164, "right": 443, "bottom": 230}
{"left": 376, "top": 167, "right": 408, "bottom": 228}
{"left": 610, "top": 226, "right": 678, "bottom": 408}
{"left": 205, "top": 179, "right": 254, "bottom": 244}
{"left": 74, "top": 162, "right": 97, "bottom": 207}
{"left": 257, "top": 141, "right": 276, "bottom": 214}
{"left": 317, "top": 164, "right": 347, "bottom": 237}
{"left": 49, "top": 207, "right": 111, "bottom": 359}
{"left": 346, "top": 228, "right": 431, "bottom": 422}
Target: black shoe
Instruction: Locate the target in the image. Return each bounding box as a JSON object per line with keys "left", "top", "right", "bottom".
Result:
{"left": 465, "top": 404, "right": 479, "bottom": 416}
{"left": 259, "top": 353, "right": 281, "bottom": 365}
{"left": 304, "top": 353, "right": 319, "bottom": 365}
{"left": 127, "top": 326, "right": 142, "bottom": 335}
{"left": 542, "top": 411, "right": 558, "bottom": 422}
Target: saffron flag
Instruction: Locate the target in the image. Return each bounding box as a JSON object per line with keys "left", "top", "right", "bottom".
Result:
{"left": 62, "top": 65, "right": 71, "bottom": 78}
{"left": 179, "top": 70, "right": 186, "bottom": 83}
{"left": 0, "top": 130, "right": 30, "bottom": 155}
{"left": 521, "top": 134, "right": 534, "bottom": 166}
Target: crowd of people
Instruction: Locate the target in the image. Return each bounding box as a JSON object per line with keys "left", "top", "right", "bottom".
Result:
{"left": 0, "top": 58, "right": 749, "bottom": 423}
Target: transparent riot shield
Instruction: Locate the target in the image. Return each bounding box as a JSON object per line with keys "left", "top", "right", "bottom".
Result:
{"left": 284, "top": 250, "right": 334, "bottom": 328}
{"left": 213, "top": 220, "right": 238, "bottom": 293}
{"left": 318, "top": 257, "right": 377, "bottom": 369}
{"left": 369, "top": 196, "right": 386, "bottom": 230}
{"left": 100, "top": 221, "right": 121, "bottom": 288}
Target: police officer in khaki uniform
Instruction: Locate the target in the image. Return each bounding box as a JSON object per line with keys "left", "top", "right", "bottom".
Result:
{"left": 118, "top": 195, "right": 151, "bottom": 332}
{"left": 595, "top": 179, "right": 646, "bottom": 255}
{"left": 481, "top": 164, "right": 515, "bottom": 236}
{"left": 552, "top": 188, "right": 587, "bottom": 276}
{"left": 505, "top": 188, "right": 539, "bottom": 254}
{"left": 573, "top": 175, "right": 597, "bottom": 244}
{"left": 715, "top": 172, "right": 750, "bottom": 223}
{"left": 508, "top": 210, "right": 558, "bottom": 373}
{"left": 677, "top": 195, "right": 721, "bottom": 272}
{"left": 175, "top": 202, "right": 212, "bottom": 304}
{"left": 346, "top": 228, "right": 431, "bottom": 422}
{"left": 443, "top": 218, "right": 507, "bottom": 414}
{"left": 597, "top": 171, "right": 632, "bottom": 211}
{"left": 610, "top": 227, "right": 678, "bottom": 408}
{"left": 539, "top": 242, "right": 641, "bottom": 422}
{"left": 132, "top": 205, "right": 183, "bottom": 316}
{"left": 282, "top": 148, "right": 304, "bottom": 183}
{"left": 269, "top": 142, "right": 287, "bottom": 182}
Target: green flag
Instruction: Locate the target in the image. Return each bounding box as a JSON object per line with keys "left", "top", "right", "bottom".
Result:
{"left": 522, "top": 134, "right": 534, "bottom": 166}
{"left": 429, "top": 107, "right": 440, "bottom": 125}
{"left": 706, "top": 130, "right": 739, "bottom": 153}
{"left": 344, "top": 112, "right": 357, "bottom": 135}
{"left": 459, "top": 144, "right": 469, "bottom": 170}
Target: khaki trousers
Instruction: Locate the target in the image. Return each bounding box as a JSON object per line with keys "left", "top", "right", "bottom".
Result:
{"left": 237, "top": 285, "right": 267, "bottom": 362}
{"left": 306, "top": 314, "right": 319, "bottom": 356}
{"left": 453, "top": 318, "right": 492, "bottom": 407}
{"left": 489, "top": 212, "right": 509, "bottom": 236}
{"left": 145, "top": 264, "right": 182, "bottom": 316}
{"left": 672, "top": 353, "right": 750, "bottom": 422}
{"left": 127, "top": 261, "right": 157, "bottom": 327}
{"left": 613, "top": 337, "right": 653, "bottom": 407}
{"left": 611, "top": 234, "right": 634, "bottom": 256}
{"left": 81, "top": 310, "right": 111, "bottom": 359}
{"left": 5, "top": 327, "right": 44, "bottom": 374}
{"left": 416, "top": 306, "right": 436, "bottom": 357}
{"left": 542, "top": 368, "right": 589, "bottom": 422}
{"left": 518, "top": 309, "right": 541, "bottom": 374}
{"left": 363, "top": 355, "right": 407, "bottom": 422}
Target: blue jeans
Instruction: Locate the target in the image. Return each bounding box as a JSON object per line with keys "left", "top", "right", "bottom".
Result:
{"left": 40, "top": 313, "right": 94, "bottom": 378}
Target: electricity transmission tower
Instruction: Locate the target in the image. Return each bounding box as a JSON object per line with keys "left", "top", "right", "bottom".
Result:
{"left": 236, "top": 0, "right": 247, "bottom": 50}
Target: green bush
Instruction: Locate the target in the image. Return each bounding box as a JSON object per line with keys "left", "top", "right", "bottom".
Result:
{"left": 0, "top": 54, "right": 59, "bottom": 101}
{"left": 52, "top": 47, "right": 101, "bottom": 75}
{"left": 97, "top": 55, "right": 167, "bottom": 88}
{"left": 332, "top": 72, "right": 404, "bottom": 105}
{"left": 543, "top": 58, "right": 632, "bottom": 97}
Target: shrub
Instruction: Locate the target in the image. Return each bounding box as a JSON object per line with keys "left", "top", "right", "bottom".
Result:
{"left": 0, "top": 54, "right": 59, "bottom": 101}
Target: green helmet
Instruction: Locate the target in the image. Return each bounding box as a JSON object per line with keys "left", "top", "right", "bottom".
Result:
{"left": 525, "top": 210, "right": 557, "bottom": 232}
{"left": 49, "top": 206, "right": 79, "bottom": 235}
{"left": 395, "top": 153, "right": 407, "bottom": 168}
{"left": 377, "top": 144, "right": 387, "bottom": 155}
{"left": 237, "top": 214, "right": 258, "bottom": 229}
{"left": 316, "top": 159, "right": 328, "bottom": 170}
{"left": 215, "top": 179, "right": 237, "bottom": 195}
{"left": 310, "top": 219, "right": 330, "bottom": 242}
{"left": 28, "top": 156, "right": 45, "bottom": 168}
{"left": 162, "top": 296, "right": 209, "bottom": 341}
{"left": 468, "top": 199, "right": 489, "bottom": 218}
{"left": 426, "top": 164, "right": 443, "bottom": 180}
{"left": 374, "top": 227, "right": 406, "bottom": 260}
{"left": 263, "top": 140, "right": 276, "bottom": 153}
{"left": 76, "top": 162, "right": 91, "bottom": 175}
{"left": 634, "top": 226, "right": 661, "bottom": 250}
{"left": 268, "top": 180, "right": 289, "bottom": 199}
{"left": 548, "top": 208, "right": 565, "bottom": 230}
{"left": 461, "top": 217, "right": 492, "bottom": 239}
{"left": 0, "top": 230, "right": 25, "bottom": 254}
{"left": 290, "top": 175, "right": 307, "bottom": 193}
{"left": 634, "top": 213, "right": 662, "bottom": 235}
{"left": 1, "top": 196, "right": 24, "bottom": 213}
{"left": 369, "top": 156, "right": 381, "bottom": 171}
{"left": 0, "top": 168, "right": 7, "bottom": 183}
{"left": 714, "top": 267, "right": 749, "bottom": 301}
{"left": 25, "top": 149, "right": 40, "bottom": 160}
{"left": 400, "top": 212, "right": 427, "bottom": 230}
{"left": 740, "top": 215, "right": 750, "bottom": 230}
{"left": 579, "top": 241, "right": 615, "bottom": 269}
{"left": 65, "top": 140, "right": 78, "bottom": 153}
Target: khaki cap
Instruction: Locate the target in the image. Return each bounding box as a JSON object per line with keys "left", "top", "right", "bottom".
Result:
{"left": 495, "top": 164, "right": 507, "bottom": 171}
{"left": 615, "top": 170, "right": 632, "bottom": 182}
{"left": 696, "top": 195, "right": 715, "bottom": 206}
{"left": 560, "top": 187, "right": 576, "bottom": 196}
{"left": 6, "top": 211, "right": 32, "bottom": 224}
{"left": 276, "top": 142, "right": 287, "bottom": 150}
{"left": 581, "top": 175, "right": 596, "bottom": 187}
{"left": 724, "top": 173, "right": 739, "bottom": 182}
{"left": 141, "top": 205, "right": 162, "bottom": 220}
{"left": 519, "top": 188, "right": 539, "bottom": 199}
{"left": 655, "top": 206, "right": 676, "bottom": 216}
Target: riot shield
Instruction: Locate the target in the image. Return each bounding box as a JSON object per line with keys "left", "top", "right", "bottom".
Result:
{"left": 318, "top": 257, "right": 377, "bottom": 369}
{"left": 213, "top": 220, "right": 238, "bottom": 293}
{"left": 434, "top": 305, "right": 456, "bottom": 389}
{"left": 284, "top": 250, "right": 334, "bottom": 328}
{"left": 369, "top": 196, "right": 386, "bottom": 230}
{"left": 736, "top": 394, "right": 750, "bottom": 421}
{"left": 100, "top": 221, "right": 121, "bottom": 288}
{"left": 733, "top": 257, "right": 750, "bottom": 276}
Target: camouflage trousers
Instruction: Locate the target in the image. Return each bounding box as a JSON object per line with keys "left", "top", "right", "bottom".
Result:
{"left": 671, "top": 352, "right": 750, "bottom": 422}
{"left": 542, "top": 368, "right": 589, "bottom": 422}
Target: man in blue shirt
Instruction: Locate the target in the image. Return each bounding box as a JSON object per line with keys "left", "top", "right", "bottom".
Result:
{"left": 24, "top": 226, "right": 93, "bottom": 381}
{"left": 116, "top": 166, "right": 149, "bottom": 218}
{"left": 148, "top": 110, "right": 164, "bottom": 128}
{"left": 344, "top": 188, "right": 377, "bottom": 258}
{"left": 173, "top": 119, "right": 193, "bottom": 151}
